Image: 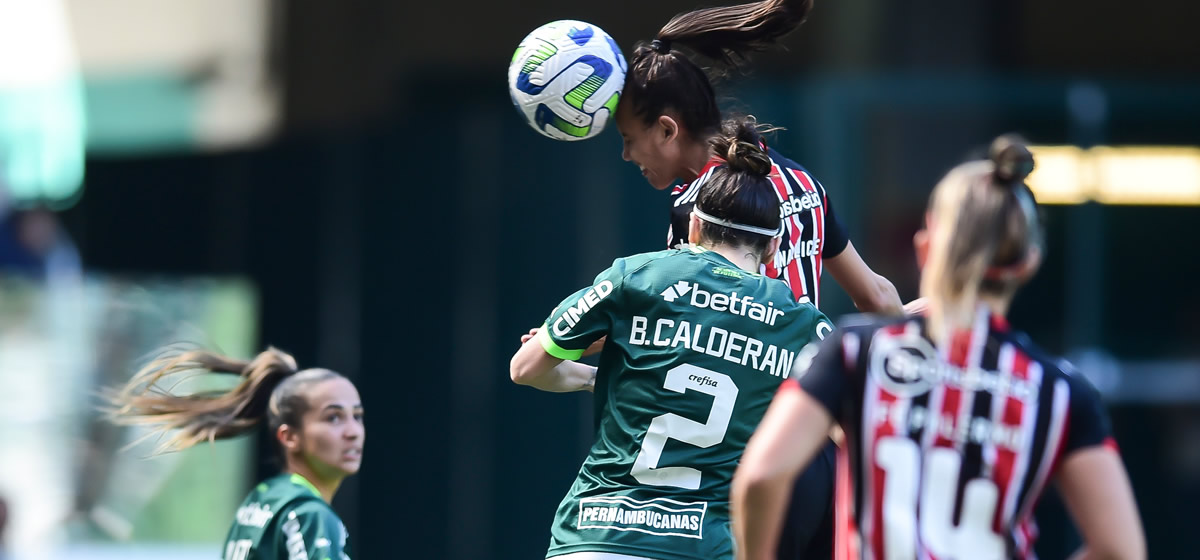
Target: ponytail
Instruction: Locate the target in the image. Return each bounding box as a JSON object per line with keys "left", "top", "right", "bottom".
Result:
{"left": 922, "top": 134, "right": 1040, "bottom": 344}
{"left": 656, "top": 0, "right": 814, "bottom": 67}
{"left": 107, "top": 347, "right": 339, "bottom": 454}
{"left": 624, "top": 0, "right": 814, "bottom": 137}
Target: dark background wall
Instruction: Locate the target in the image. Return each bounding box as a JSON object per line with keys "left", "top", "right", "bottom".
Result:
{"left": 63, "top": 1, "right": 1199, "bottom": 558}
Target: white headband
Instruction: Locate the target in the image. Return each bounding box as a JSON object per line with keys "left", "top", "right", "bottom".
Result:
{"left": 693, "top": 205, "right": 783, "bottom": 237}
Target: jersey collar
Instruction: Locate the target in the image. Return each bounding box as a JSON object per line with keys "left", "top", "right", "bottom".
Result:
{"left": 692, "top": 245, "right": 762, "bottom": 278}
{"left": 289, "top": 473, "right": 322, "bottom": 498}
{"left": 692, "top": 156, "right": 724, "bottom": 182}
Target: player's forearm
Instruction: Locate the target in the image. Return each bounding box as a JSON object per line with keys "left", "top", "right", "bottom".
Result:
{"left": 825, "top": 247, "right": 903, "bottom": 315}
{"left": 854, "top": 273, "right": 902, "bottom": 315}
{"left": 731, "top": 476, "right": 791, "bottom": 560}
{"left": 519, "top": 361, "right": 597, "bottom": 393}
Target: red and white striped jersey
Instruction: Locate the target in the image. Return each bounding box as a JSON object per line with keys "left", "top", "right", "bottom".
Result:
{"left": 668, "top": 147, "right": 849, "bottom": 309}
{"left": 791, "top": 309, "right": 1116, "bottom": 560}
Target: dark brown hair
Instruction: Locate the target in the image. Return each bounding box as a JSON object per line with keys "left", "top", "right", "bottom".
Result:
{"left": 923, "top": 134, "right": 1042, "bottom": 341}
{"left": 107, "top": 347, "right": 343, "bottom": 454}
{"left": 695, "top": 117, "right": 781, "bottom": 256}
{"left": 623, "top": 0, "right": 814, "bottom": 137}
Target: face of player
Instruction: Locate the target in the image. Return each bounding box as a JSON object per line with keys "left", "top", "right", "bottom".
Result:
{"left": 615, "top": 100, "right": 686, "bottom": 191}
{"left": 296, "top": 378, "right": 365, "bottom": 480}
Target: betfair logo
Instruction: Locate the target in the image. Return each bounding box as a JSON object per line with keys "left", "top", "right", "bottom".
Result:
{"left": 660, "top": 281, "right": 692, "bottom": 302}
{"left": 661, "top": 281, "right": 784, "bottom": 325}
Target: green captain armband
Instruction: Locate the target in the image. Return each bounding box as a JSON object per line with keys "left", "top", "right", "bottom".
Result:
{"left": 538, "top": 325, "right": 585, "bottom": 361}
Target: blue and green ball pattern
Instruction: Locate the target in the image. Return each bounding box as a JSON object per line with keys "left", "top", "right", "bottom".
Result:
{"left": 508, "top": 20, "right": 627, "bottom": 141}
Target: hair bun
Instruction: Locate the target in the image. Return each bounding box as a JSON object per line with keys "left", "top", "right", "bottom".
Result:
{"left": 725, "top": 140, "right": 771, "bottom": 176}
{"left": 989, "top": 134, "right": 1035, "bottom": 185}
{"left": 711, "top": 115, "right": 773, "bottom": 177}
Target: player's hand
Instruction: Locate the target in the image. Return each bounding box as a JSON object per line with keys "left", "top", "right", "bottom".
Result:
{"left": 520, "top": 327, "right": 540, "bottom": 345}
{"left": 903, "top": 297, "right": 929, "bottom": 316}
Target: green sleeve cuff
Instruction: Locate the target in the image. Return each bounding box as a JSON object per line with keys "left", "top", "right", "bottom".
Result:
{"left": 538, "top": 326, "right": 584, "bottom": 361}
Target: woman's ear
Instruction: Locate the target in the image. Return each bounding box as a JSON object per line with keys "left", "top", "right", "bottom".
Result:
{"left": 914, "top": 211, "right": 933, "bottom": 269}
{"left": 688, "top": 211, "right": 702, "bottom": 245}
{"left": 762, "top": 236, "right": 782, "bottom": 267}
{"left": 277, "top": 424, "right": 301, "bottom": 453}
{"left": 1016, "top": 246, "right": 1043, "bottom": 283}
{"left": 657, "top": 115, "right": 679, "bottom": 144}
{"left": 913, "top": 228, "right": 930, "bottom": 269}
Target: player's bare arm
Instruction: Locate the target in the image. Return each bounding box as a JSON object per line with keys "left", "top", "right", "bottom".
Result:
{"left": 823, "top": 241, "right": 904, "bottom": 314}
{"left": 1059, "top": 446, "right": 1146, "bottom": 560}
{"left": 510, "top": 330, "right": 597, "bottom": 393}
{"left": 732, "top": 386, "right": 833, "bottom": 560}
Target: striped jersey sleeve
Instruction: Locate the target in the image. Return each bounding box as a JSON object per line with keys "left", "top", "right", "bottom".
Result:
{"left": 1061, "top": 364, "right": 1116, "bottom": 455}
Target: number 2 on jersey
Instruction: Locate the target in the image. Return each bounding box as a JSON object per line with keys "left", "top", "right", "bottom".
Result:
{"left": 875, "top": 436, "right": 1004, "bottom": 559}
{"left": 631, "top": 364, "right": 738, "bottom": 490}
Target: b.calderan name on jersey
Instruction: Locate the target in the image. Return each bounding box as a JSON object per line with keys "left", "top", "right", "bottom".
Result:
{"left": 660, "top": 280, "right": 784, "bottom": 326}
{"left": 577, "top": 496, "right": 706, "bottom": 539}
{"left": 779, "top": 192, "right": 822, "bottom": 219}
{"left": 552, "top": 280, "right": 615, "bottom": 336}
{"left": 629, "top": 316, "right": 798, "bottom": 378}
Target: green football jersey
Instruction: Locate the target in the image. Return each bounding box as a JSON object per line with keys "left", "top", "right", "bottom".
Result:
{"left": 538, "top": 247, "right": 831, "bottom": 560}
{"left": 221, "top": 473, "right": 351, "bottom": 560}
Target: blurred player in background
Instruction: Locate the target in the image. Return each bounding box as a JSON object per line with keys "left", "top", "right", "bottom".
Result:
{"left": 511, "top": 122, "right": 830, "bottom": 560}
{"left": 730, "top": 135, "right": 1146, "bottom": 560}
{"left": 109, "top": 348, "right": 363, "bottom": 560}
{"left": 615, "top": 0, "right": 903, "bottom": 316}
{"left": 0, "top": 495, "right": 8, "bottom": 560}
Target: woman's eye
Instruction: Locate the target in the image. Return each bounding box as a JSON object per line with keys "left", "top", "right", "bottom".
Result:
{"left": 326, "top": 415, "right": 340, "bottom": 423}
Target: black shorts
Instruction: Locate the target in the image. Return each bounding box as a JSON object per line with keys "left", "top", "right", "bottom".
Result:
{"left": 775, "top": 438, "right": 836, "bottom": 560}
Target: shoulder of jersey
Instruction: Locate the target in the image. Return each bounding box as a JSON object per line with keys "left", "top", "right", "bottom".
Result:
{"left": 758, "top": 271, "right": 806, "bottom": 302}
{"left": 765, "top": 147, "right": 806, "bottom": 172}
{"left": 619, "top": 248, "right": 684, "bottom": 268}
{"left": 607, "top": 249, "right": 690, "bottom": 280}
{"left": 999, "top": 328, "right": 1076, "bottom": 378}
{"left": 284, "top": 497, "right": 337, "bottom": 519}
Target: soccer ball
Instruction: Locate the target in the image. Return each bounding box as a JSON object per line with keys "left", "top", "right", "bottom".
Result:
{"left": 508, "top": 20, "right": 627, "bottom": 141}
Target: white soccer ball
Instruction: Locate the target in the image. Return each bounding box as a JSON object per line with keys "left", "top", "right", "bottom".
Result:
{"left": 508, "top": 20, "right": 627, "bottom": 141}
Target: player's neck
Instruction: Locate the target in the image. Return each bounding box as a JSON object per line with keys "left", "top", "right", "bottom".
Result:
{"left": 922, "top": 294, "right": 1012, "bottom": 324}
{"left": 709, "top": 244, "right": 761, "bottom": 273}
{"left": 286, "top": 463, "right": 342, "bottom": 503}
{"left": 980, "top": 294, "right": 1011, "bottom": 318}
{"left": 681, "top": 141, "right": 716, "bottom": 181}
